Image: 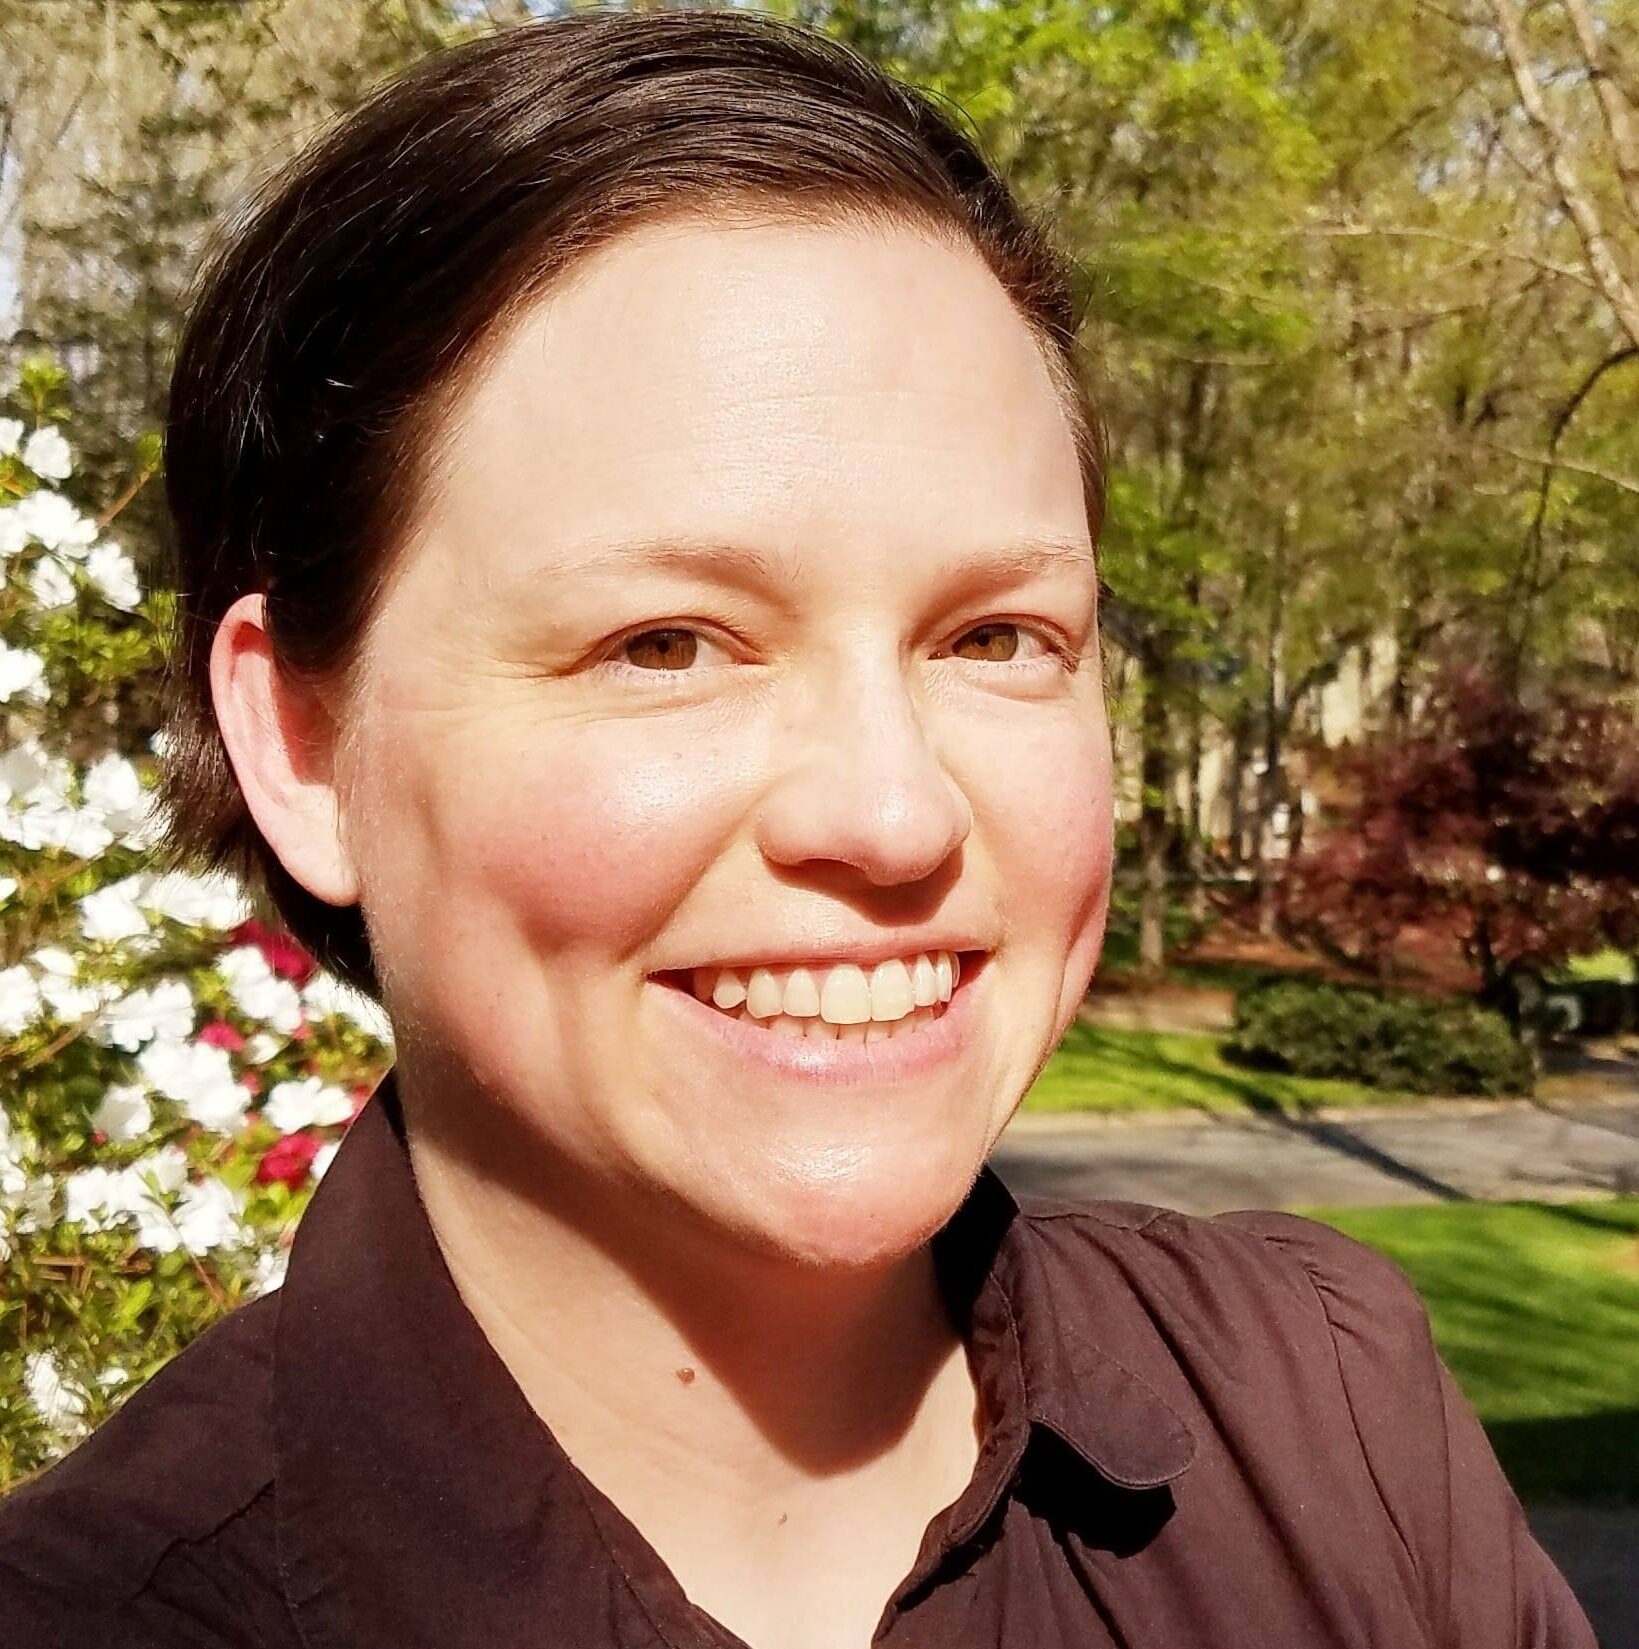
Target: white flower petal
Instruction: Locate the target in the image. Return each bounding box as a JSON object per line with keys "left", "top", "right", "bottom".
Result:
{"left": 136, "top": 1037, "right": 249, "bottom": 1133}
{"left": 20, "top": 426, "right": 73, "bottom": 481}
{"left": 0, "top": 640, "right": 47, "bottom": 705}
{"left": 79, "top": 881, "right": 152, "bottom": 944}
{"left": 0, "top": 965, "right": 43, "bottom": 1036}
{"left": 91, "top": 1082, "right": 154, "bottom": 1142}
{"left": 25, "top": 553, "right": 77, "bottom": 610}
{"left": 263, "top": 1076, "right": 354, "bottom": 1133}
{"left": 24, "top": 1351, "right": 87, "bottom": 1432}
{"left": 84, "top": 540, "right": 142, "bottom": 610}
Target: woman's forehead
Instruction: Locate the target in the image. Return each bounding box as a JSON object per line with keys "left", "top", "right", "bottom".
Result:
{"left": 415, "top": 216, "right": 1087, "bottom": 590}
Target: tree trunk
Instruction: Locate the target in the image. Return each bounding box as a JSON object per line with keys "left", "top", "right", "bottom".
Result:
{"left": 1185, "top": 688, "right": 1207, "bottom": 927}
{"left": 1227, "top": 701, "right": 1253, "bottom": 866}
{"left": 1138, "top": 660, "right": 1173, "bottom": 980}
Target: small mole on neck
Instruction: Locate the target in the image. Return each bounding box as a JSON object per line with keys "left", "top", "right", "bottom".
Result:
{"left": 675, "top": 1365, "right": 696, "bottom": 1384}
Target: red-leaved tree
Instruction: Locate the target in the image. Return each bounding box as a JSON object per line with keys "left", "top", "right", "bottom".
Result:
{"left": 1286, "top": 666, "right": 1639, "bottom": 1010}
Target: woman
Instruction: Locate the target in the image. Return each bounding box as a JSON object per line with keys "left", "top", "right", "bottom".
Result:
{"left": 0, "top": 10, "right": 1595, "bottom": 1647}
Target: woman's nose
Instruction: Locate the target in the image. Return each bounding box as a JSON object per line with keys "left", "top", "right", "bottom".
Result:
{"left": 753, "top": 658, "right": 973, "bottom": 888}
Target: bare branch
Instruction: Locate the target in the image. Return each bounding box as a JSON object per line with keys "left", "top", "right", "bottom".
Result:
{"left": 1475, "top": 435, "right": 1639, "bottom": 494}
{"left": 1483, "top": 0, "right": 1639, "bottom": 349}
{"left": 1559, "top": 0, "right": 1639, "bottom": 224}
{"left": 1293, "top": 220, "right": 1600, "bottom": 292}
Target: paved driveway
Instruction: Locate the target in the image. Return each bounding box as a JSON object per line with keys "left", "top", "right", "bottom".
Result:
{"left": 993, "top": 1098, "right": 1639, "bottom": 1213}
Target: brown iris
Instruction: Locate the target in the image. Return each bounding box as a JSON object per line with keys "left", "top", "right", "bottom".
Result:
{"left": 952, "top": 623, "right": 1019, "bottom": 661}
{"left": 623, "top": 628, "right": 699, "bottom": 669}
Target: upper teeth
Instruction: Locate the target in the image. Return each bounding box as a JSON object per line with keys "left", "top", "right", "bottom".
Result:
{"left": 691, "top": 951, "right": 961, "bottom": 1025}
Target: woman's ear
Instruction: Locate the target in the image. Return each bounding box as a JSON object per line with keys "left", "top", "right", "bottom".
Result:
{"left": 209, "top": 591, "right": 362, "bottom": 908}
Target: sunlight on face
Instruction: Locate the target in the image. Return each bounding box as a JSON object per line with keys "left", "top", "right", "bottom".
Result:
{"left": 339, "top": 214, "right": 1113, "bottom": 1266}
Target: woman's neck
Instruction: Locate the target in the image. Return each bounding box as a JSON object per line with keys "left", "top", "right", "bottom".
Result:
{"left": 397, "top": 1083, "right": 982, "bottom": 1520}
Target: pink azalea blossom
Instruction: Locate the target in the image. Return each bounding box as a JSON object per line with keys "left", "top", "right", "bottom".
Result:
{"left": 198, "top": 1020, "right": 246, "bottom": 1052}
{"left": 256, "top": 1131, "right": 319, "bottom": 1189}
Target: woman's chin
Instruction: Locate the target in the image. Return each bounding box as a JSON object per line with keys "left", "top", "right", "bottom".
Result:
{"left": 718, "top": 1139, "right": 991, "bottom": 1272}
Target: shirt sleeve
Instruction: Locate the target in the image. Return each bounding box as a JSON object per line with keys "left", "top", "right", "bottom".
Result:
{"left": 1217, "top": 1210, "right": 1599, "bottom": 1649}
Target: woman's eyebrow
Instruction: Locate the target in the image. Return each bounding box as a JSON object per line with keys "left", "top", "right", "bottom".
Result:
{"left": 561, "top": 533, "right": 1097, "bottom": 591}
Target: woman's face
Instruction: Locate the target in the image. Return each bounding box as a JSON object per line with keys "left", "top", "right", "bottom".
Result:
{"left": 328, "top": 215, "right": 1111, "bottom": 1266}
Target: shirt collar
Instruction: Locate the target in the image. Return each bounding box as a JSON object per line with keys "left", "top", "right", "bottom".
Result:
{"left": 272, "top": 1070, "right": 1195, "bottom": 1645}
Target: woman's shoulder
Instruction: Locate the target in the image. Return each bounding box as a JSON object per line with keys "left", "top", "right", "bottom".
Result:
{"left": 0, "top": 1290, "right": 286, "bottom": 1645}
{"left": 1008, "top": 1190, "right": 1446, "bottom": 1461}
{"left": 1014, "top": 1188, "right": 1427, "bottom": 1341}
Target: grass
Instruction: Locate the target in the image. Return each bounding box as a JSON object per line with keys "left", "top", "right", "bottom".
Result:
{"left": 1552, "top": 948, "right": 1637, "bottom": 985}
{"left": 1023, "top": 1022, "right": 1434, "bottom": 1116}
{"left": 1301, "top": 1199, "right": 1639, "bottom": 1501}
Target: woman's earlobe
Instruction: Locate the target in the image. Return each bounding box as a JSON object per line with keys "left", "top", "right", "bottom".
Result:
{"left": 210, "top": 591, "right": 361, "bottom": 909}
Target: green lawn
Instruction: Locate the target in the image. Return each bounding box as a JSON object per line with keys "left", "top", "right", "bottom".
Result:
{"left": 1303, "top": 1199, "right": 1639, "bottom": 1500}
{"left": 1024, "top": 1022, "right": 1432, "bottom": 1116}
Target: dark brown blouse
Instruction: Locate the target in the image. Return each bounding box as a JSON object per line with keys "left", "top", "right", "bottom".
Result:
{"left": 0, "top": 1069, "right": 1596, "bottom": 1647}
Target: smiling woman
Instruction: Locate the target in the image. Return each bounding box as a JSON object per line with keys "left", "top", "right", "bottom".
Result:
{"left": 0, "top": 9, "right": 1596, "bottom": 1649}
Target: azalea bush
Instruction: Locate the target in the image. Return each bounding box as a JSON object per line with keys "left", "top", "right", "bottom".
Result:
{"left": 0, "top": 360, "right": 391, "bottom": 1489}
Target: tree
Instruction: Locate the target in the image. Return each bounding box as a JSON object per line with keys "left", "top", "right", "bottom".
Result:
{"left": 1286, "top": 663, "right": 1639, "bottom": 1009}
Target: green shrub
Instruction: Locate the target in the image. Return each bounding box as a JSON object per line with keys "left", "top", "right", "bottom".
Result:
{"left": 1226, "top": 977, "right": 1535, "bottom": 1097}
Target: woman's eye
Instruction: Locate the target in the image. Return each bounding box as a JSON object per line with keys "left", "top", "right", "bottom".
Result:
{"left": 948, "top": 622, "right": 1059, "bottom": 665}
{"left": 619, "top": 627, "right": 703, "bottom": 671}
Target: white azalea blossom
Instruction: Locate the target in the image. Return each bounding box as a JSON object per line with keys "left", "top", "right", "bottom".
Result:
{"left": 299, "top": 971, "right": 354, "bottom": 1021}
{"left": 0, "top": 415, "right": 23, "bottom": 458}
{"left": 20, "top": 800, "right": 115, "bottom": 857}
{"left": 1, "top": 763, "right": 119, "bottom": 853}
{"left": 20, "top": 426, "right": 73, "bottom": 480}
{"left": 247, "top": 1245, "right": 290, "bottom": 1297}
{"left": 263, "top": 1075, "right": 354, "bottom": 1133}
{"left": 91, "top": 1081, "right": 154, "bottom": 1142}
{"left": 0, "top": 639, "right": 49, "bottom": 705}
{"left": 0, "top": 1112, "right": 53, "bottom": 1260}
{"left": 24, "top": 1351, "right": 88, "bottom": 1435}
{"left": 217, "top": 945, "right": 304, "bottom": 1033}
{"left": 118, "top": 794, "right": 170, "bottom": 853}
{"left": 26, "top": 552, "right": 77, "bottom": 610}
{"left": 171, "top": 1175, "right": 252, "bottom": 1255}
{"left": 311, "top": 1140, "right": 340, "bottom": 1182}
{"left": 91, "top": 976, "right": 197, "bottom": 1051}
{"left": 242, "top": 1030, "right": 286, "bottom": 1065}
{"left": 0, "top": 964, "right": 43, "bottom": 1035}
{"left": 139, "top": 868, "right": 253, "bottom": 930}
{"left": 62, "top": 1164, "right": 126, "bottom": 1230}
{"left": 79, "top": 879, "right": 153, "bottom": 944}
{"left": 302, "top": 971, "right": 393, "bottom": 1042}
{"left": 63, "top": 1148, "right": 187, "bottom": 1244}
{"left": 0, "top": 739, "right": 73, "bottom": 812}
{"left": 30, "top": 947, "right": 120, "bottom": 1023}
{"left": 136, "top": 1036, "right": 250, "bottom": 1133}
{"left": 61, "top": 1146, "right": 242, "bottom": 1256}
{"left": 6, "top": 488, "right": 97, "bottom": 556}
{"left": 81, "top": 755, "right": 150, "bottom": 835}
{"left": 84, "top": 539, "right": 142, "bottom": 610}
{"left": 0, "top": 874, "right": 17, "bottom": 904}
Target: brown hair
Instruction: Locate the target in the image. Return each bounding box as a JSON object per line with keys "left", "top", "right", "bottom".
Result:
{"left": 155, "top": 5, "right": 1106, "bottom": 1005}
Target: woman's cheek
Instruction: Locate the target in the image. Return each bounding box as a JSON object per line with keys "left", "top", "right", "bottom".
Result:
{"left": 971, "top": 707, "right": 1113, "bottom": 909}
{"left": 455, "top": 719, "right": 752, "bottom": 949}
